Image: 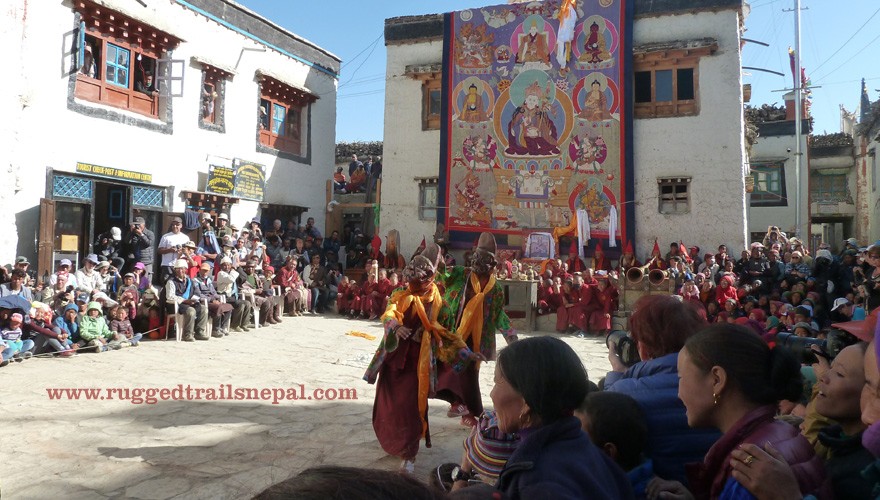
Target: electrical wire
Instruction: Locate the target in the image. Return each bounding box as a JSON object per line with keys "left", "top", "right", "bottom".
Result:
{"left": 811, "top": 5, "right": 880, "bottom": 75}
{"left": 814, "top": 30, "right": 880, "bottom": 84}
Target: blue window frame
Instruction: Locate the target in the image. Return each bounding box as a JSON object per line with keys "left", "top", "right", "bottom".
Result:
{"left": 272, "top": 103, "right": 286, "bottom": 135}
{"left": 105, "top": 43, "right": 130, "bottom": 88}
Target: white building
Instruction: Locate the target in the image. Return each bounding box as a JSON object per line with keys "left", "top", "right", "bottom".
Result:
{"left": 2, "top": 0, "right": 339, "bottom": 275}
{"left": 381, "top": 0, "right": 750, "bottom": 261}
{"left": 857, "top": 85, "right": 880, "bottom": 244}
{"left": 745, "top": 95, "right": 811, "bottom": 244}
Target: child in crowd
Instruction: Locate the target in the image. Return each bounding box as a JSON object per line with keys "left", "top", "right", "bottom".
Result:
{"left": 1, "top": 312, "right": 34, "bottom": 365}
{"left": 109, "top": 305, "right": 141, "bottom": 346}
{"left": 576, "top": 391, "right": 652, "bottom": 500}
{"left": 79, "top": 301, "right": 115, "bottom": 352}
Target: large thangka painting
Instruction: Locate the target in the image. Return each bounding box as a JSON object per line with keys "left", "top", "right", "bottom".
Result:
{"left": 440, "top": 0, "right": 633, "bottom": 250}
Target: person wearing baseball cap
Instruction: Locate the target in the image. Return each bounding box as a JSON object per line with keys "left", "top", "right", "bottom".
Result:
{"left": 164, "top": 258, "right": 208, "bottom": 341}
{"left": 830, "top": 297, "right": 854, "bottom": 323}
{"left": 158, "top": 216, "right": 189, "bottom": 283}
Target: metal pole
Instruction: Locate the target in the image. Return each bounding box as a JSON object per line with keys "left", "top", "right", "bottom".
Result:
{"left": 793, "top": 0, "right": 803, "bottom": 238}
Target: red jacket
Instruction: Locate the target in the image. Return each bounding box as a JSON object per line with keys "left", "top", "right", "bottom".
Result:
{"left": 686, "top": 405, "right": 830, "bottom": 500}
{"left": 715, "top": 275, "right": 739, "bottom": 306}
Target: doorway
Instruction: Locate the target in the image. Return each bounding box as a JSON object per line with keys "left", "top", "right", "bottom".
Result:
{"left": 94, "top": 182, "right": 131, "bottom": 239}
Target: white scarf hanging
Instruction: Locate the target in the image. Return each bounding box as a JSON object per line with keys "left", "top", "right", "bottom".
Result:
{"left": 608, "top": 205, "right": 618, "bottom": 248}
{"left": 576, "top": 209, "right": 590, "bottom": 258}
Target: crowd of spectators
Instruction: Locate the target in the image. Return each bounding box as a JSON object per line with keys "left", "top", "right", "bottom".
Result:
{"left": 0, "top": 213, "right": 409, "bottom": 362}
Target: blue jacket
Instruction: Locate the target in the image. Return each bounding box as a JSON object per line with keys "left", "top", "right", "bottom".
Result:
{"left": 495, "top": 416, "right": 634, "bottom": 500}
{"left": 54, "top": 304, "right": 81, "bottom": 342}
{"left": 605, "top": 352, "right": 720, "bottom": 484}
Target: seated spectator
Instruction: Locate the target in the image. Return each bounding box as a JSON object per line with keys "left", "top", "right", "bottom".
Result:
{"left": 1, "top": 313, "right": 34, "bottom": 365}
{"left": 491, "top": 336, "right": 633, "bottom": 499}
{"left": 333, "top": 167, "right": 347, "bottom": 193}
{"left": 450, "top": 410, "right": 520, "bottom": 492}
{"left": 132, "top": 262, "right": 150, "bottom": 292}
{"left": 26, "top": 302, "right": 74, "bottom": 356}
{"left": 215, "top": 257, "right": 253, "bottom": 332}
{"left": 577, "top": 392, "right": 652, "bottom": 500}
{"left": 163, "top": 259, "right": 208, "bottom": 341}
{"left": 649, "top": 324, "right": 828, "bottom": 499}
{"left": 135, "top": 71, "right": 159, "bottom": 97}
{"left": 193, "top": 263, "right": 233, "bottom": 337}
{"left": 604, "top": 295, "right": 718, "bottom": 484}
{"left": 0, "top": 269, "right": 34, "bottom": 301}
{"left": 276, "top": 257, "right": 306, "bottom": 317}
{"left": 346, "top": 164, "right": 368, "bottom": 193}
{"left": 236, "top": 259, "right": 274, "bottom": 326}
{"left": 75, "top": 254, "right": 103, "bottom": 294}
{"left": 109, "top": 305, "right": 141, "bottom": 347}
{"left": 784, "top": 250, "right": 811, "bottom": 286}
{"left": 54, "top": 303, "right": 81, "bottom": 351}
{"left": 78, "top": 301, "right": 114, "bottom": 352}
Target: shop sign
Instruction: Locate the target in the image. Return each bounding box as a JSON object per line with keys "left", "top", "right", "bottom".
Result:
{"left": 233, "top": 159, "right": 266, "bottom": 201}
{"left": 206, "top": 165, "right": 236, "bottom": 195}
{"left": 205, "top": 160, "right": 266, "bottom": 201}
{"left": 76, "top": 162, "right": 152, "bottom": 183}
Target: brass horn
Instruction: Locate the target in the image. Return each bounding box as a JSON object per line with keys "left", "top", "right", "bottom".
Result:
{"left": 625, "top": 264, "right": 651, "bottom": 284}
{"left": 648, "top": 269, "right": 668, "bottom": 286}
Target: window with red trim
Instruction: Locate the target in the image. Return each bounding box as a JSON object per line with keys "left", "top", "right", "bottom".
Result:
{"left": 258, "top": 76, "right": 314, "bottom": 157}
{"left": 73, "top": 0, "right": 179, "bottom": 118}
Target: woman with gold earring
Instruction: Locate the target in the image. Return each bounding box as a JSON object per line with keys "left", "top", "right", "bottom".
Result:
{"left": 648, "top": 324, "right": 829, "bottom": 500}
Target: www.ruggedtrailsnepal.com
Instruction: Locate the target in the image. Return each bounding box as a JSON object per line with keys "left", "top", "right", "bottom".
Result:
{"left": 45, "top": 384, "right": 358, "bottom": 405}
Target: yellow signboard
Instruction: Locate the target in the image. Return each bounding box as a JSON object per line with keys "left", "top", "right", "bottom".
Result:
{"left": 76, "top": 162, "right": 153, "bottom": 183}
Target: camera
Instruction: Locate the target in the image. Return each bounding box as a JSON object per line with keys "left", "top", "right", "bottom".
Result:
{"left": 776, "top": 329, "right": 859, "bottom": 365}
{"left": 606, "top": 330, "right": 641, "bottom": 368}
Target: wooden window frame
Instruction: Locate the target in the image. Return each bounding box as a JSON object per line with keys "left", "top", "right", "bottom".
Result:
{"left": 633, "top": 45, "right": 715, "bottom": 119}
{"left": 418, "top": 179, "right": 439, "bottom": 221}
{"left": 657, "top": 177, "right": 691, "bottom": 215}
{"left": 73, "top": 1, "right": 179, "bottom": 119}
{"left": 259, "top": 76, "right": 313, "bottom": 156}
{"left": 811, "top": 173, "right": 849, "bottom": 203}
{"left": 750, "top": 163, "right": 787, "bottom": 207}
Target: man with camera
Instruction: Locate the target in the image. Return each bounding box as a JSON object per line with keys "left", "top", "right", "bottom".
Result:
{"left": 123, "top": 216, "right": 154, "bottom": 281}
{"left": 158, "top": 216, "right": 189, "bottom": 284}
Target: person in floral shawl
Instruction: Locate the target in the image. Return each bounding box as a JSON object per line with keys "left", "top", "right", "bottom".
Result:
{"left": 437, "top": 232, "right": 518, "bottom": 427}
{"left": 363, "top": 243, "right": 480, "bottom": 474}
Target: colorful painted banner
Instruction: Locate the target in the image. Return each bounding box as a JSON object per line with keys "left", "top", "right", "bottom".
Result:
{"left": 440, "top": 0, "right": 633, "bottom": 251}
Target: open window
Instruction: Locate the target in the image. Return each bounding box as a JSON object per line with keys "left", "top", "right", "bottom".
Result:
{"left": 258, "top": 75, "right": 316, "bottom": 157}
{"left": 750, "top": 162, "right": 787, "bottom": 207}
{"left": 73, "top": 0, "right": 182, "bottom": 118}
{"left": 657, "top": 177, "right": 691, "bottom": 214}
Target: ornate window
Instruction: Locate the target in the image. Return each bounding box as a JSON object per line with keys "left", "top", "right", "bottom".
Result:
{"left": 258, "top": 75, "right": 315, "bottom": 157}
{"left": 812, "top": 173, "right": 852, "bottom": 203}
{"left": 73, "top": 0, "right": 181, "bottom": 118}
{"left": 633, "top": 41, "right": 716, "bottom": 119}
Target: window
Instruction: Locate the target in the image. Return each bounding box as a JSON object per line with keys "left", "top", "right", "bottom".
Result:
{"left": 750, "top": 163, "right": 787, "bottom": 206}
{"left": 423, "top": 78, "right": 442, "bottom": 130}
{"left": 658, "top": 177, "right": 690, "bottom": 214}
{"left": 105, "top": 43, "right": 130, "bottom": 88}
{"left": 73, "top": 2, "right": 180, "bottom": 118}
{"left": 811, "top": 174, "right": 851, "bottom": 203}
{"left": 871, "top": 149, "right": 877, "bottom": 192}
{"left": 258, "top": 76, "right": 314, "bottom": 157}
{"left": 633, "top": 43, "right": 715, "bottom": 119}
{"left": 419, "top": 180, "right": 438, "bottom": 220}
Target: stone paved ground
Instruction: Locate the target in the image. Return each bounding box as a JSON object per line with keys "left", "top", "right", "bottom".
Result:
{"left": 3, "top": 315, "right": 611, "bottom": 499}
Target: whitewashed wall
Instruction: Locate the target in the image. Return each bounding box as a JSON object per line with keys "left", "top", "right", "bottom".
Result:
{"left": 630, "top": 9, "right": 748, "bottom": 260}
{"left": 747, "top": 133, "right": 810, "bottom": 237}
{"left": 380, "top": 40, "right": 445, "bottom": 256}
{"left": 5, "top": 0, "right": 337, "bottom": 262}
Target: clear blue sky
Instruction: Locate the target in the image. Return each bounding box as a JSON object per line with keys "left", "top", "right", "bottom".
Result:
{"left": 237, "top": 0, "right": 879, "bottom": 141}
